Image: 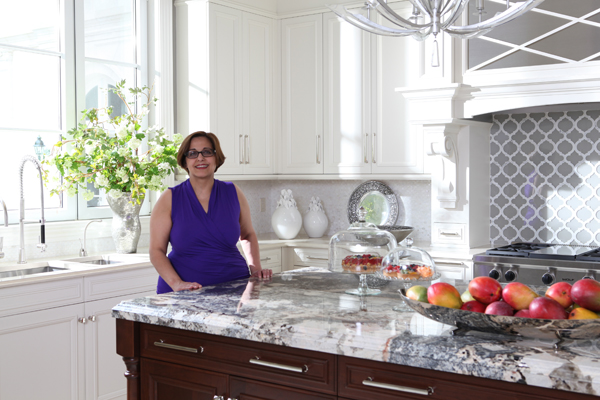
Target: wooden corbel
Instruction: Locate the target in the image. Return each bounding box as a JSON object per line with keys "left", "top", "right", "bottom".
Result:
{"left": 427, "top": 134, "right": 458, "bottom": 209}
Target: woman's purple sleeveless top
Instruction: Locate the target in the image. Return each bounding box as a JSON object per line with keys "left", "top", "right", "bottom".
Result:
{"left": 156, "top": 179, "right": 250, "bottom": 294}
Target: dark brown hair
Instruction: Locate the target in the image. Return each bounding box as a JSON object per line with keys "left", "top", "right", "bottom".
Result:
{"left": 177, "top": 131, "right": 226, "bottom": 173}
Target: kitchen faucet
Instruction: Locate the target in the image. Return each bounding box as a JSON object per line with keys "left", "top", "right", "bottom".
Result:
{"left": 18, "top": 155, "right": 47, "bottom": 264}
{"left": 80, "top": 219, "right": 102, "bottom": 257}
{"left": 0, "top": 198, "right": 7, "bottom": 259}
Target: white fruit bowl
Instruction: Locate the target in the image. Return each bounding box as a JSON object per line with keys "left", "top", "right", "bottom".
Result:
{"left": 400, "top": 288, "right": 600, "bottom": 340}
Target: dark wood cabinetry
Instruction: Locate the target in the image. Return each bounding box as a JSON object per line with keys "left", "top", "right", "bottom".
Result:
{"left": 117, "top": 319, "right": 597, "bottom": 400}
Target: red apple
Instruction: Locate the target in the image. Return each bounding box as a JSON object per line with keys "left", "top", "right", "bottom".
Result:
{"left": 502, "top": 282, "right": 538, "bottom": 310}
{"left": 528, "top": 297, "right": 568, "bottom": 319}
{"left": 514, "top": 309, "right": 532, "bottom": 318}
{"left": 485, "top": 301, "right": 514, "bottom": 316}
{"left": 571, "top": 279, "right": 600, "bottom": 312}
{"left": 427, "top": 282, "right": 463, "bottom": 309}
{"left": 545, "top": 282, "right": 573, "bottom": 309}
{"left": 468, "top": 277, "right": 502, "bottom": 305}
{"left": 460, "top": 300, "right": 487, "bottom": 313}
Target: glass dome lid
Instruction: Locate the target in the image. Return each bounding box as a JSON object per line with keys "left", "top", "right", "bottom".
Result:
{"left": 328, "top": 207, "right": 397, "bottom": 295}
{"left": 377, "top": 245, "right": 438, "bottom": 282}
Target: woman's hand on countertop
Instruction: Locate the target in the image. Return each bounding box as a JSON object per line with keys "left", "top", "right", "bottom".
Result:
{"left": 171, "top": 280, "right": 202, "bottom": 291}
{"left": 251, "top": 268, "right": 273, "bottom": 280}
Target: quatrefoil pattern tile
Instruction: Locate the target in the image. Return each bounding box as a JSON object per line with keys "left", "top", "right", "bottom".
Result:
{"left": 490, "top": 109, "right": 600, "bottom": 246}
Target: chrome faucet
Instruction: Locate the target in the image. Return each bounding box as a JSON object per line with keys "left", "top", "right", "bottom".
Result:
{"left": 18, "top": 155, "right": 47, "bottom": 264}
{"left": 80, "top": 219, "right": 102, "bottom": 257}
{"left": 0, "top": 198, "right": 7, "bottom": 259}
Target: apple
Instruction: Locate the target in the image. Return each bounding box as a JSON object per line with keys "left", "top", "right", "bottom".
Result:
{"left": 571, "top": 279, "right": 600, "bottom": 312}
{"left": 406, "top": 285, "right": 428, "bottom": 303}
{"left": 427, "top": 282, "right": 463, "bottom": 309}
{"left": 569, "top": 307, "right": 599, "bottom": 320}
{"left": 460, "top": 300, "right": 487, "bottom": 313}
{"left": 502, "top": 282, "right": 538, "bottom": 310}
{"left": 545, "top": 282, "right": 573, "bottom": 309}
{"left": 528, "top": 297, "right": 568, "bottom": 319}
{"left": 485, "top": 301, "right": 514, "bottom": 316}
{"left": 468, "top": 277, "right": 502, "bottom": 305}
{"left": 514, "top": 309, "right": 531, "bottom": 318}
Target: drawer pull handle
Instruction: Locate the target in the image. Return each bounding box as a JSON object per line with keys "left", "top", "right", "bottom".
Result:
{"left": 306, "top": 256, "right": 328, "bottom": 261}
{"left": 154, "top": 340, "right": 203, "bottom": 354}
{"left": 362, "top": 378, "right": 434, "bottom": 396}
{"left": 249, "top": 357, "right": 308, "bottom": 373}
{"left": 440, "top": 231, "right": 460, "bottom": 236}
{"left": 437, "top": 261, "right": 465, "bottom": 266}
{"left": 260, "top": 257, "right": 272, "bottom": 261}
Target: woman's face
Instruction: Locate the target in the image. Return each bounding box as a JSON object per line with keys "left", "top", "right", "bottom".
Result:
{"left": 186, "top": 136, "right": 217, "bottom": 178}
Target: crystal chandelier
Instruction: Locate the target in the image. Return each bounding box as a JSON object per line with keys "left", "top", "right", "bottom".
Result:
{"left": 328, "top": 0, "right": 545, "bottom": 66}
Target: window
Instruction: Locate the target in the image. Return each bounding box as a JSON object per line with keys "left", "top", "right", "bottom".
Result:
{"left": 0, "top": 0, "right": 148, "bottom": 224}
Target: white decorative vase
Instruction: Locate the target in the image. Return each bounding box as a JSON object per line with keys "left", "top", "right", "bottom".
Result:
{"left": 106, "top": 192, "right": 143, "bottom": 253}
{"left": 303, "top": 196, "right": 328, "bottom": 238}
{"left": 271, "top": 189, "right": 302, "bottom": 240}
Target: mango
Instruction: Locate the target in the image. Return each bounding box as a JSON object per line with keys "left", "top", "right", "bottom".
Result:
{"left": 545, "top": 282, "right": 573, "bottom": 309}
{"left": 571, "top": 279, "right": 600, "bottom": 312}
{"left": 529, "top": 297, "right": 567, "bottom": 319}
{"left": 569, "top": 307, "right": 599, "bottom": 320}
{"left": 468, "top": 276, "right": 502, "bottom": 304}
{"left": 427, "top": 282, "right": 462, "bottom": 309}
{"left": 502, "top": 282, "right": 538, "bottom": 310}
{"left": 406, "top": 285, "right": 428, "bottom": 303}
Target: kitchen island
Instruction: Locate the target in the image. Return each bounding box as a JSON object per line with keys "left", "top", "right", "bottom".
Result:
{"left": 113, "top": 269, "right": 600, "bottom": 399}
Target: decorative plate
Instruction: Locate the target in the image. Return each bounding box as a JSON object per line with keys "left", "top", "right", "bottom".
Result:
{"left": 347, "top": 181, "right": 400, "bottom": 226}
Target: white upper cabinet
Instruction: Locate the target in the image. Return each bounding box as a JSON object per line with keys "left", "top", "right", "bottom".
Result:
{"left": 175, "top": 2, "right": 274, "bottom": 176}
{"left": 280, "top": 14, "right": 323, "bottom": 174}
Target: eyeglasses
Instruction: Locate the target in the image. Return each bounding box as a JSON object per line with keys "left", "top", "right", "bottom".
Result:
{"left": 185, "top": 149, "right": 215, "bottom": 159}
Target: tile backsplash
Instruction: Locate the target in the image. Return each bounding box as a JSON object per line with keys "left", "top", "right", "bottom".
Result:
{"left": 233, "top": 179, "right": 431, "bottom": 243}
{"left": 490, "top": 109, "right": 600, "bottom": 246}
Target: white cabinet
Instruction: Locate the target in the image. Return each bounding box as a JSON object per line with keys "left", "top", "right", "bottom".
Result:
{"left": 0, "top": 303, "right": 85, "bottom": 400}
{"left": 280, "top": 14, "right": 323, "bottom": 174}
{"left": 83, "top": 291, "right": 155, "bottom": 400}
{"left": 284, "top": 247, "right": 329, "bottom": 270}
{"left": 176, "top": 2, "right": 274, "bottom": 176}
{"left": 259, "top": 247, "right": 282, "bottom": 274}
{"left": 433, "top": 258, "right": 473, "bottom": 284}
{"left": 0, "top": 265, "right": 158, "bottom": 400}
{"left": 285, "top": 5, "right": 424, "bottom": 177}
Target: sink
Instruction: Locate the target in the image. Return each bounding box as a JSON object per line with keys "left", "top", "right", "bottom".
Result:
{"left": 79, "top": 259, "right": 120, "bottom": 265}
{"left": 0, "top": 265, "right": 68, "bottom": 279}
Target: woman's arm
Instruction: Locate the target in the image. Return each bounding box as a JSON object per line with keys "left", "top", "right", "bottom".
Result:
{"left": 149, "top": 189, "right": 201, "bottom": 291}
{"left": 236, "top": 185, "right": 272, "bottom": 279}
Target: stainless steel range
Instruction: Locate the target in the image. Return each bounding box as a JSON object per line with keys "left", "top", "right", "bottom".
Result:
{"left": 473, "top": 243, "right": 600, "bottom": 286}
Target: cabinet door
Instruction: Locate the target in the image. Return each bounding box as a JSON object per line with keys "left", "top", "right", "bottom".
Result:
{"left": 323, "top": 10, "right": 372, "bottom": 174}
{"left": 242, "top": 12, "right": 274, "bottom": 174}
{"left": 209, "top": 4, "right": 244, "bottom": 175}
{"left": 370, "top": 2, "right": 423, "bottom": 174}
{"left": 0, "top": 303, "right": 85, "bottom": 400}
{"left": 84, "top": 291, "right": 155, "bottom": 400}
{"left": 230, "top": 376, "right": 336, "bottom": 400}
{"left": 141, "top": 358, "right": 228, "bottom": 400}
{"left": 281, "top": 14, "right": 323, "bottom": 174}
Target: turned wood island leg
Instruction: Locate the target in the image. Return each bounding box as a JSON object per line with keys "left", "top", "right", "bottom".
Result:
{"left": 116, "top": 318, "right": 141, "bottom": 400}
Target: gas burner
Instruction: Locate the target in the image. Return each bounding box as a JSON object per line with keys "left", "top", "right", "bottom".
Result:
{"left": 485, "top": 243, "right": 555, "bottom": 257}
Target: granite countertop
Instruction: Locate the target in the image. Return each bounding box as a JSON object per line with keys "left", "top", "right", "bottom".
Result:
{"left": 112, "top": 269, "right": 600, "bottom": 397}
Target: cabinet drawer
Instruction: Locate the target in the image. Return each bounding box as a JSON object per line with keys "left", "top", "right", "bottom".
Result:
{"left": 84, "top": 266, "right": 157, "bottom": 301}
{"left": 231, "top": 376, "right": 336, "bottom": 400}
{"left": 141, "top": 324, "right": 336, "bottom": 395}
{"left": 260, "top": 248, "right": 282, "bottom": 273}
{"left": 434, "top": 259, "right": 471, "bottom": 282}
{"left": 338, "top": 356, "right": 579, "bottom": 400}
{"left": 292, "top": 247, "right": 329, "bottom": 268}
{"left": 432, "top": 222, "right": 466, "bottom": 245}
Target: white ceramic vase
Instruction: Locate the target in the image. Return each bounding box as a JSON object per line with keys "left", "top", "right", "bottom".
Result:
{"left": 271, "top": 189, "right": 302, "bottom": 240}
{"left": 303, "top": 196, "right": 328, "bottom": 238}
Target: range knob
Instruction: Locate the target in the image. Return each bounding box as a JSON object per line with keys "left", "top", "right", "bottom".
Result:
{"left": 504, "top": 267, "right": 518, "bottom": 282}
{"left": 541, "top": 272, "right": 555, "bottom": 285}
{"left": 488, "top": 269, "right": 501, "bottom": 280}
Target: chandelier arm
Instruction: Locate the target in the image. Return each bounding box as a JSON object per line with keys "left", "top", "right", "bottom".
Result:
{"left": 407, "top": 0, "right": 433, "bottom": 16}
{"left": 371, "top": 0, "right": 432, "bottom": 30}
{"left": 327, "top": 4, "right": 421, "bottom": 36}
{"left": 440, "top": 0, "right": 471, "bottom": 29}
{"left": 439, "top": 0, "right": 460, "bottom": 15}
{"left": 445, "top": 0, "right": 544, "bottom": 34}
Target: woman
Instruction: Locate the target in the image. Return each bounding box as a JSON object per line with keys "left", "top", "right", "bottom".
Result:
{"left": 150, "top": 131, "right": 272, "bottom": 293}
